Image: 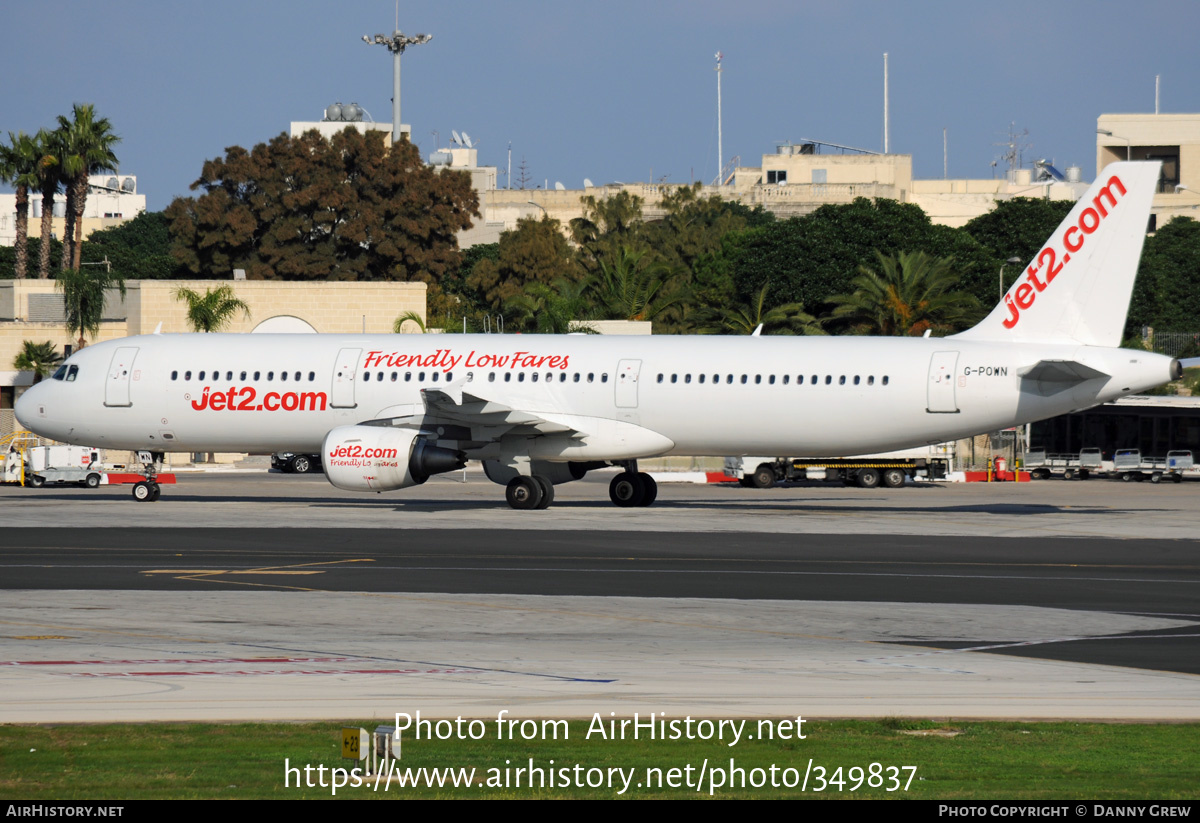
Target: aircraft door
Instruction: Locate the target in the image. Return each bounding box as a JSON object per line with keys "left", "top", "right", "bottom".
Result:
{"left": 615, "top": 359, "right": 642, "bottom": 408}
{"left": 103, "top": 346, "right": 139, "bottom": 407}
{"left": 331, "top": 348, "right": 362, "bottom": 408}
{"left": 927, "top": 351, "right": 960, "bottom": 413}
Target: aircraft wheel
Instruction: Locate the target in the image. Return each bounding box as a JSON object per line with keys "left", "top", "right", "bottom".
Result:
{"left": 291, "top": 455, "right": 311, "bottom": 474}
{"left": 532, "top": 475, "right": 554, "bottom": 509}
{"left": 751, "top": 465, "right": 776, "bottom": 489}
{"left": 882, "top": 468, "right": 906, "bottom": 488}
{"left": 505, "top": 476, "right": 543, "bottom": 510}
{"left": 856, "top": 468, "right": 881, "bottom": 489}
{"left": 132, "top": 481, "right": 153, "bottom": 502}
{"left": 636, "top": 473, "right": 658, "bottom": 507}
{"left": 609, "top": 473, "right": 645, "bottom": 507}
{"left": 28, "top": 474, "right": 45, "bottom": 488}
{"left": 149, "top": 483, "right": 161, "bottom": 501}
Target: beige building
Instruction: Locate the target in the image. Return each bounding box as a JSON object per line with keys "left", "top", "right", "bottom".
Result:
{"left": 1096, "top": 113, "right": 1200, "bottom": 227}
{"left": 0, "top": 174, "right": 146, "bottom": 247}
{"left": 0, "top": 278, "right": 427, "bottom": 437}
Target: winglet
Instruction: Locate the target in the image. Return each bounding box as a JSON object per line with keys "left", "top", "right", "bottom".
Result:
{"left": 153, "top": 322, "right": 162, "bottom": 335}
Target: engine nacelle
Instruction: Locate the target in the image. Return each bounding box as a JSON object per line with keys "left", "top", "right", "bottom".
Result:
{"left": 323, "top": 425, "right": 465, "bottom": 492}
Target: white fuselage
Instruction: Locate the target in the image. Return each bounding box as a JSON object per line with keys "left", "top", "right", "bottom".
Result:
{"left": 16, "top": 332, "right": 1178, "bottom": 461}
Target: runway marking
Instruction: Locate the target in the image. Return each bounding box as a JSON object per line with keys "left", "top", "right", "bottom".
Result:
{"left": 139, "top": 558, "right": 375, "bottom": 591}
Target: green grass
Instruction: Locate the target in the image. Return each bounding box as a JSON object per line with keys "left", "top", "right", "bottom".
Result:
{"left": 2, "top": 720, "right": 1198, "bottom": 799}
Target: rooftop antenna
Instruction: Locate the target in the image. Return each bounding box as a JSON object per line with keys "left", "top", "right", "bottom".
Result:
{"left": 362, "top": 21, "right": 433, "bottom": 145}
{"left": 462, "top": 131, "right": 473, "bottom": 148}
{"left": 451, "top": 130, "right": 462, "bottom": 146}
{"left": 714, "top": 51, "right": 724, "bottom": 186}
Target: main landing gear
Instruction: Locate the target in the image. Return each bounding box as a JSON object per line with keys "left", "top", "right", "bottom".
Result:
{"left": 131, "top": 450, "right": 164, "bottom": 503}
{"left": 608, "top": 463, "right": 657, "bottom": 508}
{"left": 505, "top": 475, "right": 555, "bottom": 510}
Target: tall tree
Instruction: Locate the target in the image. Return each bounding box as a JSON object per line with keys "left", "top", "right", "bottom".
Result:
{"left": 12, "top": 341, "right": 62, "bottom": 384}
{"left": 56, "top": 265, "right": 125, "bottom": 349}
{"left": 174, "top": 285, "right": 251, "bottom": 332}
{"left": 467, "top": 216, "right": 580, "bottom": 308}
{"left": 570, "top": 190, "right": 647, "bottom": 273}
{"left": 586, "top": 246, "right": 687, "bottom": 323}
{"left": 0, "top": 131, "right": 42, "bottom": 279}
{"left": 827, "top": 250, "right": 982, "bottom": 336}
{"left": 1126, "top": 216, "right": 1200, "bottom": 336}
{"left": 695, "top": 284, "right": 824, "bottom": 336}
{"left": 34, "top": 129, "right": 63, "bottom": 280}
{"left": 57, "top": 104, "right": 120, "bottom": 271}
{"left": 165, "top": 128, "right": 478, "bottom": 285}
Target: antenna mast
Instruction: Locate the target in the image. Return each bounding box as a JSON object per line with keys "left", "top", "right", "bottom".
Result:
{"left": 883, "top": 52, "right": 889, "bottom": 154}
{"left": 715, "top": 51, "right": 723, "bottom": 185}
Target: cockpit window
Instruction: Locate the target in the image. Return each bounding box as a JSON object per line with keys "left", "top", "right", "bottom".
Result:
{"left": 51, "top": 365, "right": 68, "bottom": 381}
{"left": 66, "top": 365, "right": 78, "bottom": 382}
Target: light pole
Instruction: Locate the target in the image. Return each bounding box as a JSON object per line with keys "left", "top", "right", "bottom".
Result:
{"left": 999, "top": 256, "right": 1021, "bottom": 301}
{"left": 362, "top": 29, "right": 433, "bottom": 145}
{"left": 1097, "top": 128, "right": 1131, "bottom": 162}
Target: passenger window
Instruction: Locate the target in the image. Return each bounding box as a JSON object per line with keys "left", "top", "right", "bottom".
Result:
{"left": 853, "top": 375, "right": 860, "bottom": 385}
{"left": 419, "top": 372, "right": 426, "bottom": 382}
{"left": 505, "top": 373, "right": 512, "bottom": 383}
{"left": 171, "top": 370, "right": 178, "bottom": 381}
{"left": 811, "top": 375, "right": 817, "bottom": 384}
{"left": 601, "top": 374, "right": 608, "bottom": 383}
{"left": 391, "top": 372, "right": 398, "bottom": 382}
{"left": 726, "top": 375, "right": 733, "bottom": 384}
{"left": 199, "top": 371, "right": 206, "bottom": 380}
{"left": 560, "top": 373, "right": 566, "bottom": 383}
{"left": 254, "top": 371, "right": 260, "bottom": 381}
{"left": 782, "top": 375, "right": 789, "bottom": 385}
{"left": 839, "top": 376, "right": 846, "bottom": 385}
{"left": 883, "top": 375, "right": 889, "bottom": 386}
{"left": 432, "top": 372, "right": 439, "bottom": 382}
{"left": 185, "top": 371, "right": 192, "bottom": 381}
{"left": 376, "top": 371, "right": 383, "bottom": 382}
{"left": 754, "top": 375, "right": 762, "bottom": 384}
{"left": 740, "top": 375, "right": 748, "bottom": 384}
{"left": 280, "top": 371, "right": 287, "bottom": 382}
{"left": 240, "top": 371, "right": 247, "bottom": 381}
{"left": 699, "top": 374, "right": 706, "bottom": 384}
{"left": 295, "top": 372, "right": 301, "bottom": 381}
{"left": 446, "top": 372, "right": 453, "bottom": 382}
{"left": 685, "top": 374, "right": 692, "bottom": 384}
{"left": 308, "top": 372, "right": 315, "bottom": 381}
{"left": 268, "top": 371, "right": 275, "bottom": 381}
{"left": 769, "top": 375, "right": 775, "bottom": 385}
{"left": 797, "top": 375, "right": 804, "bottom": 385}
{"left": 868, "top": 376, "right": 874, "bottom": 385}
{"left": 518, "top": 372, "right": 525, "bottom": 382}
{"left": 532, "top": 372, "right": 539, "bottom": 383}
{"left": 574, "top": 373, "right": 580, "bottom": 382}
{"left": 227, "top": 371, "right": 234, "bottom": 381}
{"left": 467, "top": 372, "right": 474, "bottom": 382}
{"left": 588, "top": 373, "right": 594, "bottom": 383}
{"left": 489, "top": 373, "right": 496, "bottom": 383}
{"left": 671, "top": 374, "right": 677, "bottom": 384}
{"left": 406, "top": 372, "right": 412, "bottom": 382}
{"left": 825, "top": 375, "right": 831, "bottom": 385}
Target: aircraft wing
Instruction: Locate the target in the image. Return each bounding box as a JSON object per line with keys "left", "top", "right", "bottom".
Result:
{"left": 368, "top": 386, "right": 583, "bottom": 439}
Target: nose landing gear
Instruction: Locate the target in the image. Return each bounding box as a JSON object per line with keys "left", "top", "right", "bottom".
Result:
{"left": 131, "top": 450, "right": 164, "bottom": 502}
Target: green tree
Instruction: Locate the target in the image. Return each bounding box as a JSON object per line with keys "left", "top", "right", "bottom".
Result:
{"left": 695, "top": 284, "right": 824, "bottom": 336}
{"left": 56, "top": 104, "right": 120, "bottom": 272}
{"left": 0, "top": 131, "right": 43, "bottom": 280}
{"left": 174, "top": 285, "right": 251, "bottom": 332}
{"left": 12, "top": 341, "right": 62, "bottom": 384}
{"left": 165, "top": 128, "right": 478, "bottom": 285}
{"left": 828, "top": 250, "right": 982, "bottom": 336}
{"left": 715, "top": 197, "right": 995, "bottom": 319}
{"left": 504, "top": 279, "right": 594, "bottom": 334}
{"left": 1126, "top": 216, "right": 1200, "bottom": 336}
{"left": 586, "top": 246, "right": 688, "bottom": 323}
{"left": 81, "top": 211, "right": 181, "bottom": 280}
{"left": 570, "top": 190, "right": 648, "bottom": 273}
{"left": 467, "top": 216, "right": 580, "bottom": 309}
{"left": 962, "top": 197, "right": 1074, "bottom": 269}
{"left": 56, "top": 265, "right": 125, "bottom": 348}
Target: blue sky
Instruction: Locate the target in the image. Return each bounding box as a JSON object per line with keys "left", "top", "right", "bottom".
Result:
{"left": 3, "top": 0, "right": 1198, "bottom": 211}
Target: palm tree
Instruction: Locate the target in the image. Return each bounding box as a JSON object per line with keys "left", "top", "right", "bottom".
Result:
{"left": 174, "top": 285, "right": 251, "bottom": 332}
{"left": 827, "top": 250, "right": 982, "bottom": 336}
{"left": 57, "top": 104, "right": 120, "bottom": 271}
{"left": 0, "top": 131, "right": 42, "bottom": 279}
{"left": 505, "top": 279, "right": 595, "bottom": 334}
{"left": 586, "top": 246, "right": 688, "bottom": 323}
{"left": 57, "top": 266, "right": 126, "bottom": 349}
{"left": 696, "top": 284, "right": 825, "bottom": 336}
{"left": 12, "top": 341, "right": 62, "bottom": 384}
{"left": 392, "top": 310, "right": 427, "bottom": 333}
{"left": 34, "top": 128, "right": 64, "bottom": 280}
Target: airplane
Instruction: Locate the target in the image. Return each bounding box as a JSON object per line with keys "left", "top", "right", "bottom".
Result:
{"left": 15, "top": 161, "right": 1182, "bottom": 509}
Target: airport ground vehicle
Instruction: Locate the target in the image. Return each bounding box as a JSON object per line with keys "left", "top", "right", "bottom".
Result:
{"left": 1024, "top": 447, "right": 1104, "bottom": 480}
{"left": 1112, "top": 448, "right": 1193, "bottom": 483}
{"left": 2, "top": 445, "right": 103, "bottom": 488}
{"left": 271, "top": 452, "right": 323, "bottom": 473}
{"left": 724, "top": 452, "right": 949, "bottom": 488}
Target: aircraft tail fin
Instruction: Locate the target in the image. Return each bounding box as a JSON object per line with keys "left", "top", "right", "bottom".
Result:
{"left": 953, "top": 161, "right": 1160, "bottom": 347}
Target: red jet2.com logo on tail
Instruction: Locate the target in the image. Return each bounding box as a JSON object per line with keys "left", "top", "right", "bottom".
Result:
{"left": 1003, "top": 174, "right": 1127, "bottom": 329}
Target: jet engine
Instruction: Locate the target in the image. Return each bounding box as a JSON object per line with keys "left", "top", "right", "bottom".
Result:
{"left": 323, "top": 425, "right": 465, "bottom": 492}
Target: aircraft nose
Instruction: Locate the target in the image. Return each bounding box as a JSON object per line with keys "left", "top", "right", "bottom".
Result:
{"left": 14, "top": 383, "right": 43, "bottom": 429}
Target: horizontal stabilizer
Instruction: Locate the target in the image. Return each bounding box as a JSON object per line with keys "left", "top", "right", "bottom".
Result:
{"left": 1018, "top": 359, "right": 1110, "bottom": 396}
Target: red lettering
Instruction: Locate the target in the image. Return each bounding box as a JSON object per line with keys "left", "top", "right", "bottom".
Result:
{"left": 190, "top": 387, "right": 210, "bottom": 411}
{"left": 1064, "top": 225, "right": 1084, "bottom": 252}
{"left": 263, "top": 392, "right": 280, "bottom": 411}
{"left": 1080, "top": 207, "right": 1101, "bottom": 234}
{"left": 236, "top": 387, "right": 256, "bottom": 411}
{"left": 1002, "top": 295, "right": 1021, "bottom": 329}
{"left": 1092, "top": 175, "right": 1126, "bottom": 217}
{"left": 1026, "top": 268, "right": 1047, "bottom": 293}
{"left": 281, "top": 392, "right": 299, "bottom": 411}
{"left": 1015, "top": 282, "right": 1034, "bottom": 309}
{"left": 209, "top": 391, "right": 227, "bottom": 411}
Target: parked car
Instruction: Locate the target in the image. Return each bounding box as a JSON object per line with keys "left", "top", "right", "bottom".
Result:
{"left": 271, "top": 452, "right": 322, "bottom": 473}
